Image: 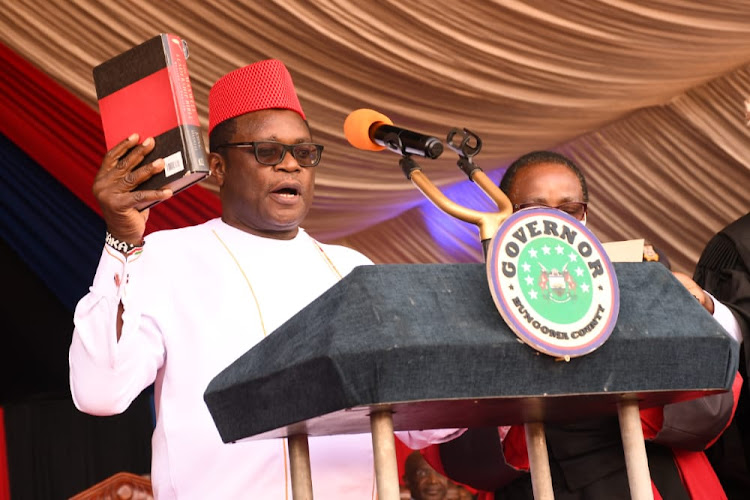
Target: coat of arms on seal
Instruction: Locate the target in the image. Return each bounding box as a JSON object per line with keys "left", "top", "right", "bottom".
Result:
{"left": 486, "top": 208, "right": 620, "bottom": 358}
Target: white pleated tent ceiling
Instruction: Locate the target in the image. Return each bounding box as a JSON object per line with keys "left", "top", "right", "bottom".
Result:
{"left": 1, "top": 0, "right": 749, "bottom": 271}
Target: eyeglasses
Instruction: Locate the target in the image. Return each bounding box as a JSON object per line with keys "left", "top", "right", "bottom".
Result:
{"left": 513, "top": 201, "right": 588, "bottom": 221}
{"left": 215, "top": 141, "right": 324, "bottom": 167}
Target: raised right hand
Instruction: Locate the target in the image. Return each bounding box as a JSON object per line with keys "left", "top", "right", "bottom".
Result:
{"left": 93, "top": 133, "right": 173, "bottom": 245}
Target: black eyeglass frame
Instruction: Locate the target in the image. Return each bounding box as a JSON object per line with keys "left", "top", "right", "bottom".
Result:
{"left": 214, "top": 141, "right": 324, "bottom": 167}
{"left": 512, "top": 201, "right": 588, "bottom": 221}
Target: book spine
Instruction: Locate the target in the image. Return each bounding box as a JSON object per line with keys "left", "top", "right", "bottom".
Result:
{"left": 164, "top": 34, "right": 208, "bottom": 178}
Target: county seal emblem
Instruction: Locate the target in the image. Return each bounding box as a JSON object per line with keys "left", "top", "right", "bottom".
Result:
{"left": 486, "top": 208, "right": 619, "bottom": 358}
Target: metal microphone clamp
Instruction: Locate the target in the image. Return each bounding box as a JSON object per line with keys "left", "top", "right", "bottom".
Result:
{"left": 447, "top": 128, "right": 483, "bottom": 179}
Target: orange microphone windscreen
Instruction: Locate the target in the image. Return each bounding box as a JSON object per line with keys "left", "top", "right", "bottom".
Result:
{"left": 343, "top": 108, "right": 393, "bottom": 151}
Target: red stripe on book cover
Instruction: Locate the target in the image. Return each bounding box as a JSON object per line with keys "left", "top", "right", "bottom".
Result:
{"left": 98, "top": 67, "right": 178, "bottom": 150}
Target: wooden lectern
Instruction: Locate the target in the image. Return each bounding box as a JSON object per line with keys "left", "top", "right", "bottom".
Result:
{"left": 205, "top": 262, "right": 738, "bottom": 499}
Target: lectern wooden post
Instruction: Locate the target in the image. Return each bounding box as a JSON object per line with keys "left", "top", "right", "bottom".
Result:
{"left": 370, "top": 409, "right": 400, "bottom": 500}
{"left": 205, "top": 263, "right": 737, "bottom": 499}
{"left": 288, "top": 435, "right": 313, "bottom": 500}
{"left": 618, "top": 400, "right": 653, "bottom": 500}
{"left": 525, "top": 422, "right": 554, "bottom": 500}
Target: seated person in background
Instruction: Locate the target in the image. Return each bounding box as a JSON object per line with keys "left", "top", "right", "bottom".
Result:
{"left": 402, "top": 449, "right": 484, "bottom": 500}
{"left": 403, "top": 450, "right": 449, "bottom": 500}
{"left": 404, "top": 150, "right": 743, "bottom": 500}
{"left": 693, "top": 212, "right": 750, "bottom": 500}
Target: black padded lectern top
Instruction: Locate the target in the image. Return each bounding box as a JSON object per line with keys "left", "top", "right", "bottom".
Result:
{"left": 204, "top": 262, "right": 738, "bottom": 443}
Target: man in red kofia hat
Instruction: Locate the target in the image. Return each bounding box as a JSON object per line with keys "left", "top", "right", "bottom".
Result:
{"left": 69, "top": 59, "right": 380, "bottom": 499}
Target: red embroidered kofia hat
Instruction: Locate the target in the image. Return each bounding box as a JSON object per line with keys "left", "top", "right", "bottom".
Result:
{"left": 208, "top": 59, "right": 305, "bottom": 134}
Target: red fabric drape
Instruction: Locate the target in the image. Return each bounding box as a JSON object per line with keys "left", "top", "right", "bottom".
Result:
{"left": 0, "top": 408, "right": 9, "bottom": 500}
{"left": 0, "top": 40, "right": 221, "bottom": 234}
{"left": 0, "top": 36, "right": 219, "bottom": 500}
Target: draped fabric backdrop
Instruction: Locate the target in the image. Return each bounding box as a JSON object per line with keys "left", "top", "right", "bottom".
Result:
{"left": 0, "top": 1, "right": 749, "bottom": 497}
{"left": 0, "top": 0, "right": 748, "bottom": 271}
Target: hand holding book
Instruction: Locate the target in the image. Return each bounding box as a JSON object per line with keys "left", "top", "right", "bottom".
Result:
{"left": 92, "top": 133, "right": 174, "bottom": 247}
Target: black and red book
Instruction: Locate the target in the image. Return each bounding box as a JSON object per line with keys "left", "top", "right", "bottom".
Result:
{"left": 93, "top": 33, "right": 210, "bottom": 210}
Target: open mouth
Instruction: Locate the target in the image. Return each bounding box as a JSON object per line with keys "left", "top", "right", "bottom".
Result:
{"left": 272, "top": 186, "right": 299, "bottom": 198}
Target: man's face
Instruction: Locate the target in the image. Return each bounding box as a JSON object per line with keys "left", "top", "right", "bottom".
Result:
{"left": 508, "top": 162, "right": 585, "bottom": 217}
{"left": 210, "top": 109, "right": 316, "bottom": 239}
{"left": 405, "top": 454, "right": 448, "bottom": 500}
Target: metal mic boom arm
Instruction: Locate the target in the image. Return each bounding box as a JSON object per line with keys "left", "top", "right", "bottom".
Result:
{"left": 399, "top": 155, "right": 507, "bottom": 244}
{"left": 447, "top": 128, "right": 513, "bottom": 219}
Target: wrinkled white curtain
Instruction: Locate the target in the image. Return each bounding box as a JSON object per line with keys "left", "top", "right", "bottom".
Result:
{"left": 1, "top": 0, "right": 748, "bottom": 270}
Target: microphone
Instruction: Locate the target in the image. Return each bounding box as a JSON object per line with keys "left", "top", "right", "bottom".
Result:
{"left": 344, "top": 108, "right": 444, "bottom": 159}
